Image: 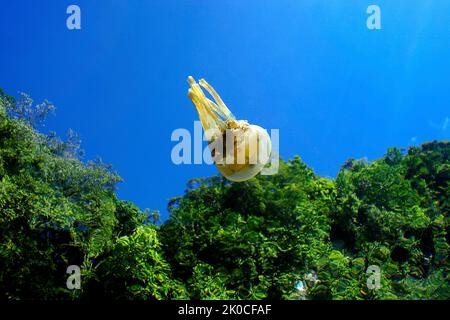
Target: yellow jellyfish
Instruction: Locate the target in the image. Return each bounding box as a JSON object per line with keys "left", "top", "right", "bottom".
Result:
{"left": 187, "top": 76, "right": 271, "bottom": 182}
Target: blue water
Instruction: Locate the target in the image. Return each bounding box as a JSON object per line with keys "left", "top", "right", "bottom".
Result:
{"left": 1, "top": 1, "right": 449, "bottom": 220}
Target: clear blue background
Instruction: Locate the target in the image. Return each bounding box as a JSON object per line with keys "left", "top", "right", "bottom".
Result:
{"left": 1, "top": 1, "right": 449, "bottom": 220}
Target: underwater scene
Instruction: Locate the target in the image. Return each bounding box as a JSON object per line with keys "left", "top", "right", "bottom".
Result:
{"left": 0, "top": 0, "right": 449, "bottom": 305}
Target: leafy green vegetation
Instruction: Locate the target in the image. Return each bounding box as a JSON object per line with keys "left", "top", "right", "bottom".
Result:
{"left": 0, "top": 90, "right": 448, "bottom": 300}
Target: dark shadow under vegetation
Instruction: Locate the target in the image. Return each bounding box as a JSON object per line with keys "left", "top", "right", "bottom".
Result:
{"left": 0, "top": 90, "right": 449, "bottom": 300}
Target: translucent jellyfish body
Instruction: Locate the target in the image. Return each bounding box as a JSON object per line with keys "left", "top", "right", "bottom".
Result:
{"left": 187, "top": 76, "right": 271, "bottom": 182}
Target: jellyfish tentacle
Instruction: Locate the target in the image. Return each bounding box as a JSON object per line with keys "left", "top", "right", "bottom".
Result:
{"left": 188, "top": 76, "right": 234, "bottom": 125}
{"left": 188, "top": 89, "right": 225, "bottom": 132}
{"left": 204, "top": 98, "right": 230, "bottom": 123}
{"left": 187, "top": 78, "right": 227, "bottom": 132}
{"left": 187, "top": 75, "right": 196, "bottom": 86}
{"left": 199, "top": 78, "right": 235, "bottom": 121}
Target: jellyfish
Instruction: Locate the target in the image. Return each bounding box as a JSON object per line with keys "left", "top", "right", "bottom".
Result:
{"left": 187, "top": 76, "right": 272, "bottom": 182}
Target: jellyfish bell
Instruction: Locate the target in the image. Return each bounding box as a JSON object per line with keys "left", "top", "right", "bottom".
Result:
{"left": 215, "top": 121, "right": 272, "bottom": 182}
{"left": 187, "top": 76, "right": 272, "bottom": 182}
